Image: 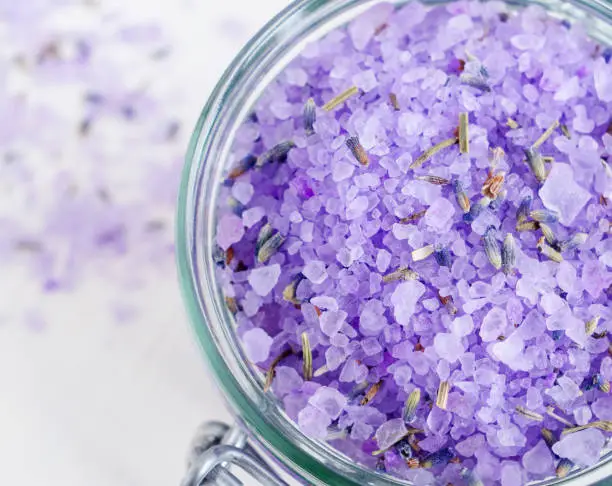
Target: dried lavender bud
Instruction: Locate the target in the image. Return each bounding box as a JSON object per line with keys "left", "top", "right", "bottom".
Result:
{"left": 541, "top": 428, "right": 557, "bottom": 448}
{"left": 415, "top": 175, "right": 450, "bottom": 186}
{"left": 501, "top": 233, "right": 516, "bottom": 274}
{"left": 593, "top": 374, "right": 610, "bottom": 393}
{"left": 537, "top": 238, "right": 563, "bottom": 263}
{"left": 411, "top": 244, "right": 434, "bottom": 262}
{"left": 256, "top": 140, "right": 296, "bottom": 167}
{"left": 313, "top": 364, "right": 328, "bottom": 378}
{"left": 227, "top": 154, "right": 257, "bottom": 181}
{"left": 532, "top": 119, "right": 560, "bottom": 149}
{"left": 383, "top": 267, "right": 419, "bottom": 283}
{"left": 395, "top": 437, "right": 412, "bottom": 460}
{"left": 482, "top": 172, "right": 505, "bottom": 199}
{"left": 400, "top": 209, "right": 427, "bottom": 224}
{"left": 421, "top": 448, "right": 453, "bottom": 468}
{"left": 516, "top": 195, "right": 533, "bottom": 223}
{"left": 434, "top": 245, "right": 452, "bottom": 267}
{"left": 436, "top": 381, "right": 450, "bottom": 409}
{"left": 530, "top": 209, "right": 560, "bottom": 223}
{"left": 389, "top": 92, "right": 400, "bottom": 110}
{"left": 461, "top": 469, "right": 485, "bottom": 486}
{"left": 225, "top": 296, "right": 239, "bottom": 315}
{"left": 459, "top": 112, "right": 469, "bottom": 154}
{"left": 282, "top": 275, "right": 304, "bottom": 305}
{"left": 323, "top": 86, "right": 359, "bottom": 111}
{"left": 303, "top": 98, "right": 316, "bottom": 135}
{"left": 556, "top": 458, "right": 574, "bottom": 478}
{"left": 506, "top": 118, "right": 519, "bottom": 129}
{"left": 410, "top": 137, "right": 458, "bottom": 169}
{"left": 360, "top": 380, "right": 383, "bottom": 406}
{"left": 403, "top": 388, "right": 421, "bottom": 424}
{"left": 460, "top": 73, "right": 491, "bottom": 92}
{"left": 453, "top": 179, "right": 471, "bottom": 213}
{"left": 525, "top": 147, "right": 547, "bottom": 182}
{"left": 257, "top": 231, "right": 285, "bottom": 263}
{"left": 515, "top": 406, "right": 544, "bottom": 422}
{"left": 301, "top": 332, "right": 312, "bottom": 381}
{"left": 483, "top": 226, "right": 502, "bottom": 270}
{"left": 256, "top": 223, "right": 274, "bottom": 254}
{"left": 585, "top": 316, "right": 600, "bottom": 336}
{"left": 539, "top": 222, "right": 557, "bottom": 246}
{"left": 346, "top": 136, "right": 369, "bottom": 166}
{"left": 516, "top": 221, "right": 539, "bottom": 232}
{"left": 559, "top": 232, "right": 588, "bottom": 252}
{"left": 464, "top": 196, "right": 491, "bottom": 223}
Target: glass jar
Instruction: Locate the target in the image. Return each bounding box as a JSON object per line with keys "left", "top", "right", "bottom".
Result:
{"left": 177, "top": 1, "right": 612, "bottom": 484}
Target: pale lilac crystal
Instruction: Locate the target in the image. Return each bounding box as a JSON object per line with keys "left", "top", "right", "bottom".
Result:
{"left": 433, "top": 332, "right": 464, "bottom": 363}
{"left": 539, "top": 163, "right": 591, "bottom": 226}
{"left": 216, "top": 213, "right": 244, "bottom": 250}
{"left": 303, "top": 261, "right": 328, "bottom": 285}
{"left": 247, "top": 264, "right": 281, "bottom": 296}
{"left": 298, "top": 405, "right": 331, "bottom": 439}
{"left": 424, "top": 197, "right": 456, "bottom": 233}
{"left": 480, "top": 306, "right": 508, "bottom": 341}
{"left": 309, "top": 386, "right": 347, "bottom": 420}
{"left": 522, "top": 440, "right": 554, "bottom": 474}
{"left": 594, "top": 58, "right": 612, "bottom": 102}
{"left": 241, "top": 328, "right": 273, "bottom": 363}
{"left": 375, "top": 418, "right": 407, "bottom": 450}
{"left": 390, "top": 281, "right": 425, "bottom": 326}
{"left": 592, "top": 396, "right": 612, "bottom": 421}
{"left": 320, "top": 310, "right": 348, "bottom": 336}
{"left": 552, "top": 429, "right": 606, "bottom": 467}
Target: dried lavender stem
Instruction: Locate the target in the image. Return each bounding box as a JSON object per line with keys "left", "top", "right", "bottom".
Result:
{"left": 389, "top": 92, "right": 400, "bottom": 110}
{"left": 323, "top": 86, "right": 359, "bottom": 111}
{"left": 383, "top": 267, "right": 419, "bottom": 283}
{"left": 532, "top": 119, "right": 560, "bottom": 149}
{"left": 301, "top": 332, "right": 312, "bottom": 381}
{"left": 360, "top": 380, "right": 383, "bottom": 405}
{"left": 459, "top": 112, "right": 469, "bottom": 154}
{"left": 515, "top": 406, "right": 544, "bottom": 422}
{"left": 410, "top": 137, "right": 459, "bottom": 169}
{"left": 436, "top": 381, "right": 450, "bottom": 409}
{"left": 264, "top": 349, "right": 293, "bottom": 392}
{"left": 403, "top": 388, "right": 421, "bottom": 423}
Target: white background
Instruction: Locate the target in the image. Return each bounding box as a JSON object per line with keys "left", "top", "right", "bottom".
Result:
{"left": 0, "top": 1, "right": 287, "bottom": 485}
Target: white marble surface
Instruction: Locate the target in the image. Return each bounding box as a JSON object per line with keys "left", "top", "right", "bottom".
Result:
{"left": 0, "top": 1, "right": 286, "bottom": 485}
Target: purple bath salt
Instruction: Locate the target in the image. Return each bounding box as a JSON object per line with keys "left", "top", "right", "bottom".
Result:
{"left": 215, "top": 1, "right": 612, "bottom": 484}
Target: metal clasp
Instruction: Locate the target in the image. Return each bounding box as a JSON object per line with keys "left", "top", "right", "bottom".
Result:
{"left": 182, "top": 421, "right": 288, "bottom": 486}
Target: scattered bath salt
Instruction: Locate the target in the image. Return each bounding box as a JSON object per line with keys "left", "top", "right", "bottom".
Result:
{"left": 213, "top": 3, "right": 612, "bottom": 484}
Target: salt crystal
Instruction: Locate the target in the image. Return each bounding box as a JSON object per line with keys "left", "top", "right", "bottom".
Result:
{"left": 303, "top": 261, "right": 328, "bottom": 284}
{"left": 348, "top": 3, "right": 394, "bottom": 51}
{"left": 556, "top": 261, "right": 577, "bottom": 293}
{"left": 574, "top": 405, "right": 592, "bottom": 426}
{"left": 433, "top": 333, "right": 464, "bottom": 363}
{"left": 592, "top": 396, "right": 612, "bottom": 421}
{"left": 552, "top": 429, "right": 606, "bottom": 467}
{"left": 539, "top": 163, "right": 591, "bottom": 226}
{"left": 320, "top": 310, "right": 348, "bottom": 336}
{"left": 480, "top": 307, "right": 508, "bottom": 342}
{"left": 231, "top": 181, "right": 254, "bottom": 205}
{"left": 427, "top": 407, "right": 452, "bottom": 435}
{"left": 594, "top": 58, "right": 612, "bottom": 103}
{"left": 216, "top": 213, "right": 245, "bottom": 250}
{"left": 241, "top": 207, "right": 265, "bottom": 228}
{"left": 522, "top": 440, "right": 554, "bottom": 474}
{"left": 346, "top": 196, "right": 369, "bottom": 220}
{"left": 424, "top": 197, "right": 456, "bottom": 233}
{"left": 376, "top": 249, "right": 392, "bottom": 273}
{"left": 554, "top": 76, "right": 581, "bottom": 102}
{"left": 360, "top": 300, "right": 388, "bottom": 336}
{"left": 272, "top": 366, "right": 304, "bottom": 397}
{"left": 309, "top": 386, "right": 347, "bottom": 419}
{"left": 492, "top": 332, "right": 526, "bottom": 370}
{"left": 248, "top": 264, "right": 281, "bottom": 296}
{"left": 511, "top": 34, "right": 546, "bottom": 50}
{"left": 325, "top": 346, "right": 346, "bottom": 371}
{"left": 241, "top": 328, "right": 273, "bottom": 363}
{"left": 545, "top": 376, "right": 581, "bottom": 407}
{"left": 581, "top": 260, "right": 612, "bottom": 298}
{"left": 399, "top": 112, "right": 426, "bottom": 138}
{"left": 298, "top": 405, "right": 331, "bottom": 439}
{"left": 390, "top": 281, "right": 426, "bottom": 326}
{"left": 540, "top": 293, "right": 566, "bottom": 315}
{"left": 332, "top": 160, "right": 355, "bottom": 182}
{"left": 375, "top": 418, "right": 407, "bottom": 450}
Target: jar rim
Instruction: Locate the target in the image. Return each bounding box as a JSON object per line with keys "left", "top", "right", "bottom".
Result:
{"left": 177, "top": 0, "right": 612, "bottom": 484}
